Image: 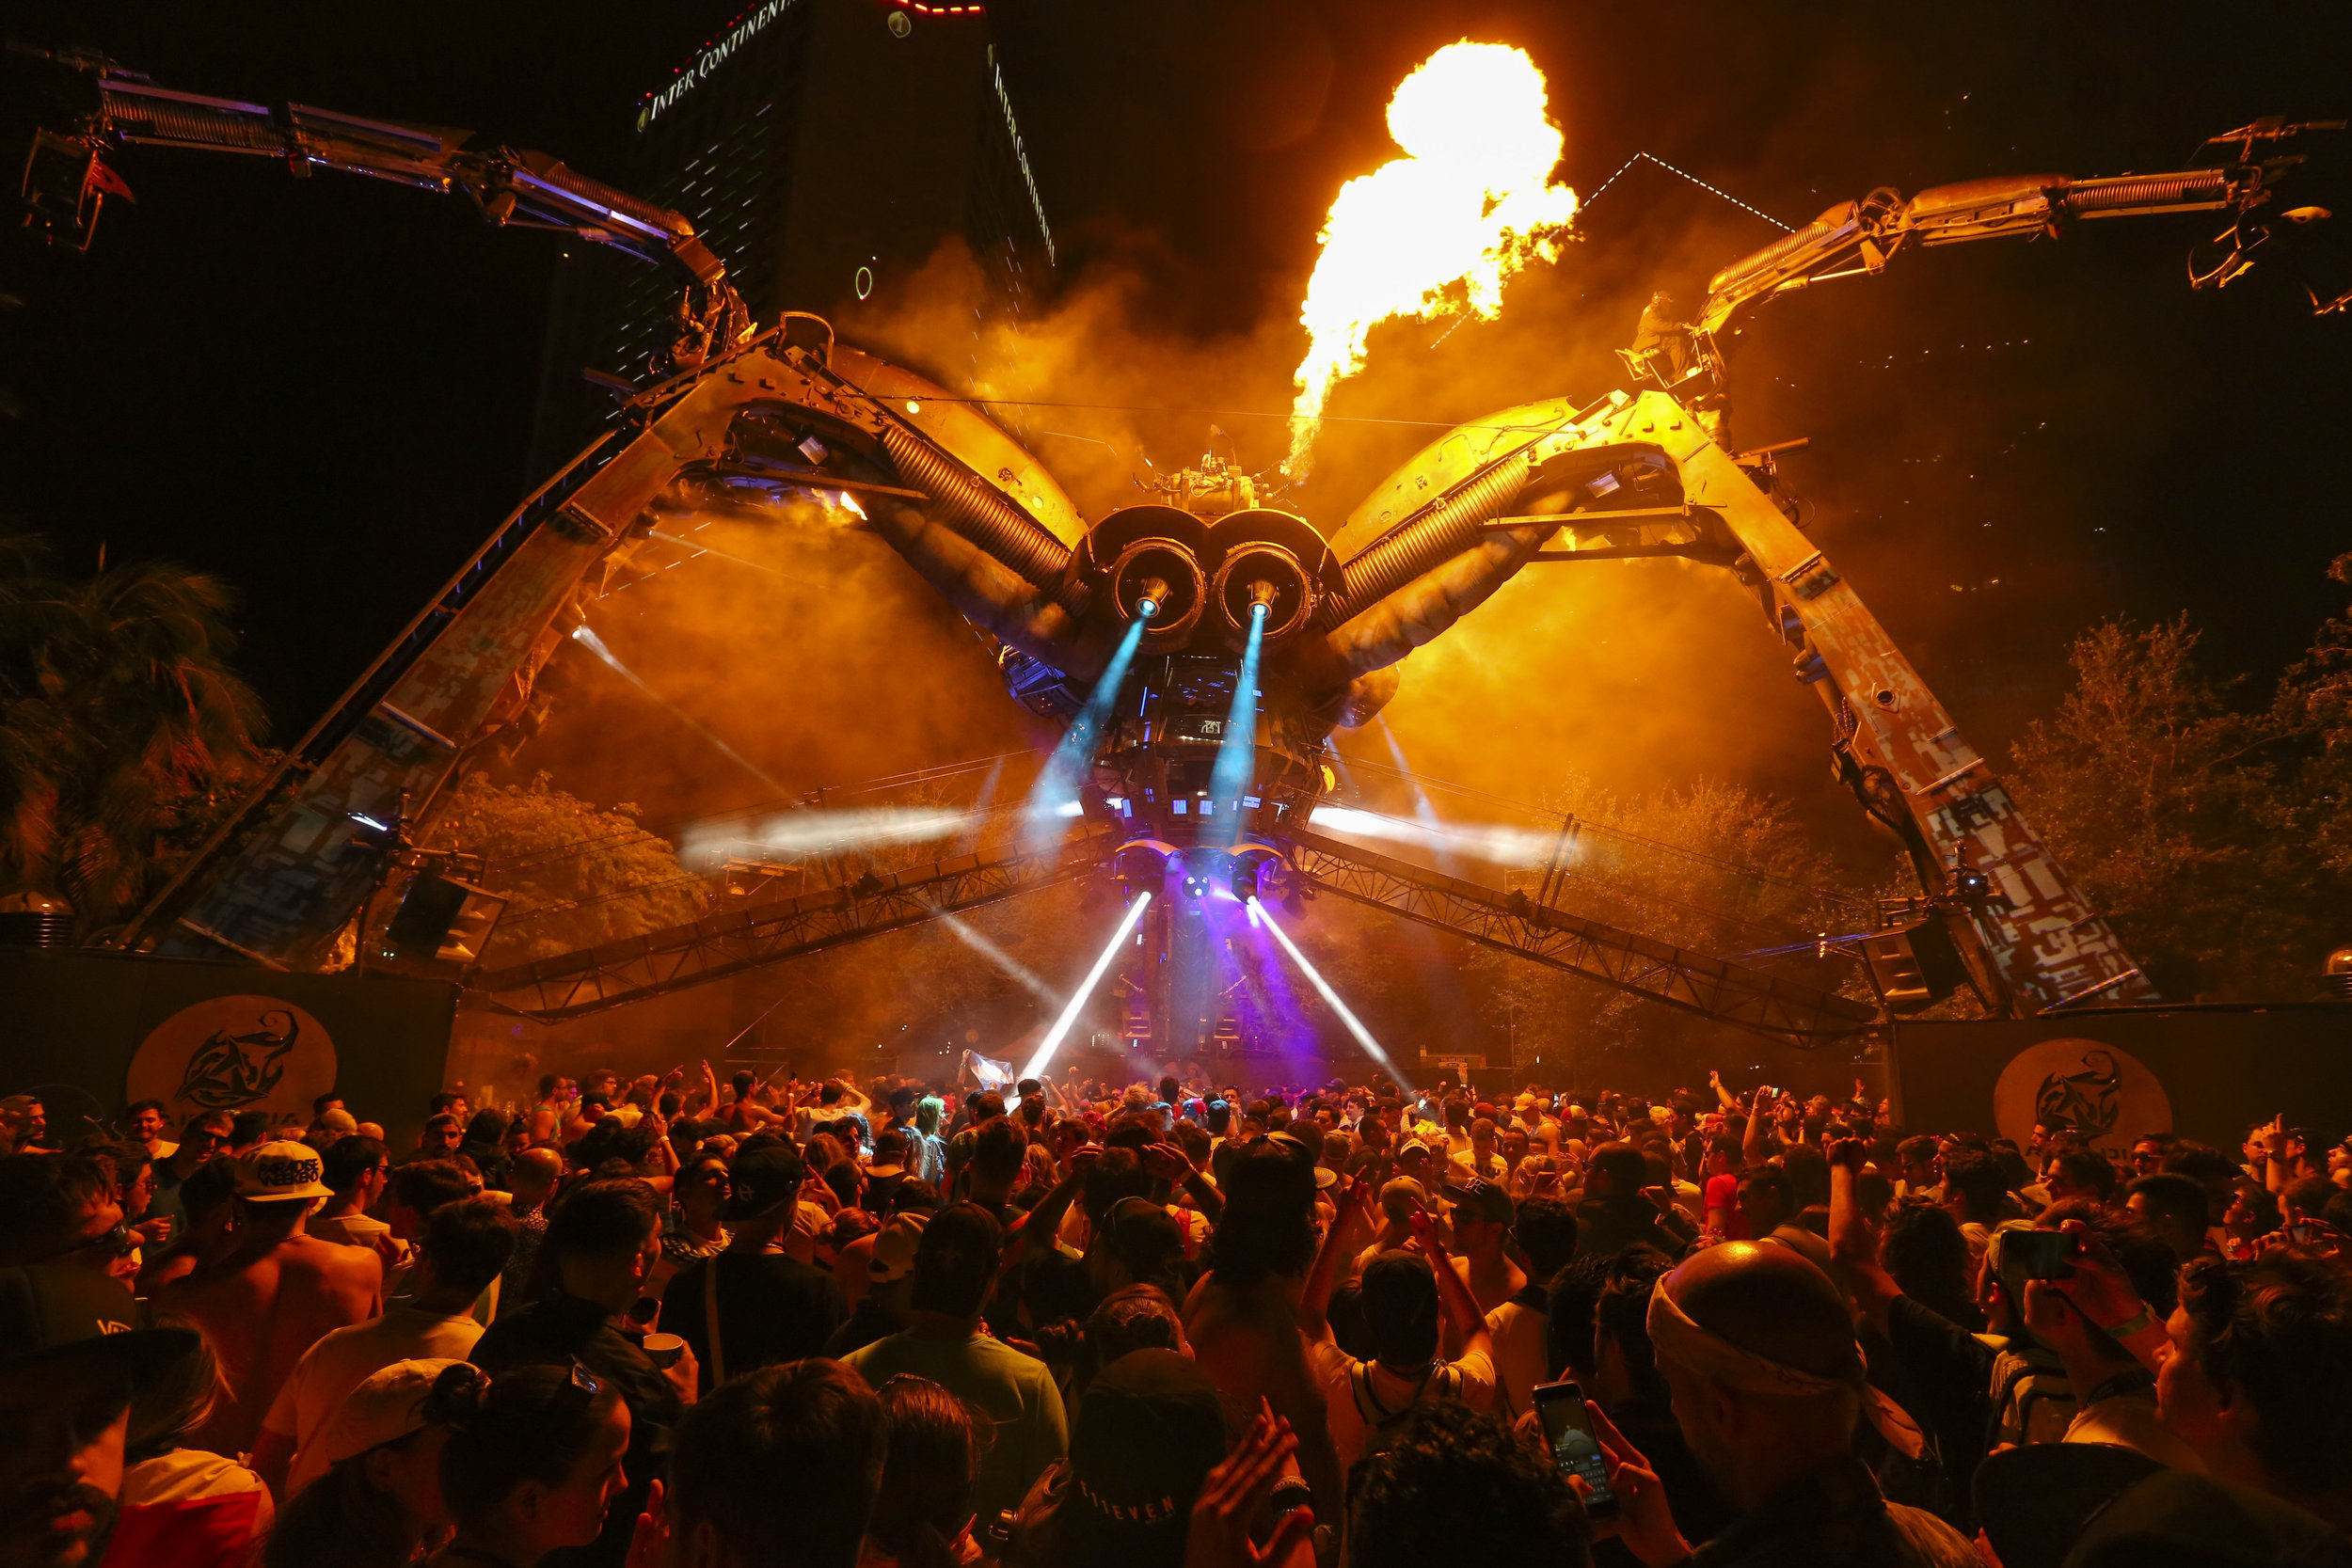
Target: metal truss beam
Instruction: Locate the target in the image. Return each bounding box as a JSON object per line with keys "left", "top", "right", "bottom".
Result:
{"left": 1280, "top": 828, "right": 1878, "bottom": 1044}
{"left": 476, "top": 827, "right": 1109, "bottom": 1022}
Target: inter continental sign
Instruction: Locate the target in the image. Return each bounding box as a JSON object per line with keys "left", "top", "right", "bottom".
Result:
{"left": 638, "top": 0, "right": 797, "bottom": 132}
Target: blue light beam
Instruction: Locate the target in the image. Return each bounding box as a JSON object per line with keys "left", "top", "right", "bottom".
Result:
{"left": 1021, "top": 891, "right": 1154, "bottom": 1080}
{"left": 1250, "top": 896, "right": 1409, "bottom": 1085}
{"left": 1205, "top": 603, "right": 1266, "bottom": 847}
{"left": 1022, "top": 613, "right": 1151, "bottom": 855}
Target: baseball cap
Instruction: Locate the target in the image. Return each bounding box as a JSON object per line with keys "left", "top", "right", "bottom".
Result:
{"left": 911, "top": 1202, "right": 1003, "bottom": 1312}
{"left": 1263, "top": 1131, "right": 1317, "bottom": 1170}
{"left": 320, "top": 1358, "right": 476, "bottom": 1464}
{"left": 0, "top": 1262, "right": 196, "bottom": 1380}
{"left": 283, "top": 1357, "right": 479, "bottom": 1500}
{"left": 234, "top": 1141, "right": 333, "bottom": 1201}
{"left": 1378, "top": 1177, "right": 1430, "bottom": 1214}
{"left": 1359, "top": 1249, "right": 1441, "bottom": 1364}
{"left": 1395, "top": 1137, "right": 1434, "bottom": 1161}
{"left": 1441, "top": 1175, "right": 1514, "bottom": 1227}
{"left": 725, "top": 1143, "right": 805, "bottom": 1220}
{"left": 1060, "top": 1348, "right": 1230, "bottom": 1565}
{"left": 1099, "top": 1196, "right": 1187, "bottom": 1284}
{"left": 868, "top": 1211, "right": 930, "bottom": 1284}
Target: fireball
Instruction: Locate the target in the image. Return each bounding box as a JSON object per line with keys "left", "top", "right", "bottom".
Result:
{"left": 1285, "top": 41, "right": 1579, "bottom": 475}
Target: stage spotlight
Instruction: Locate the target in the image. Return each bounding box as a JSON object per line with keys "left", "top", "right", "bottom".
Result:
{"left": 1227, "top": 844, "right": 1280, "bottom": 902}
{"left": 1250, "top": 896, "right": 1407, "bottom": 1082}
{"left": 1021, "top": 891, "right": 1154, "bottom": 1081}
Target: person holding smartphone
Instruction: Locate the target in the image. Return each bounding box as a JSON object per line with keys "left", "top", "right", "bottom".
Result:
{"left": 1567, "top": 1241, "right": 1974, "bottom": 1568}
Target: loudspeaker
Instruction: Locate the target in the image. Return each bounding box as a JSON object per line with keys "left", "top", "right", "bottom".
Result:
{"left": 1862, "top": 917, "right": 1968, "bottom": 1013}
{"left": 385, "top": 870, "right": 508, "bottom": 966}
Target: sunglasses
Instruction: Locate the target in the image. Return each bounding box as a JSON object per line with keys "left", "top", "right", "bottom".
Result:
{"left": 560, "top": 1360, "right": 603, "bottom": 1405}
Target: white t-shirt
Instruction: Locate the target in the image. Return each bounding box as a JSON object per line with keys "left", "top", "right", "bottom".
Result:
{"left": 266, "top": 1306, "right": 485, "bottom": 1497}
{"left": 2065, "top": 1390, "right": 2205, "bottom": 1472}
{"left": 1484, "top": 1298, "right": 1551, "bottom": 1425}
{"left": 1304, "top": 1334, "right": 1495, "bottom": 1474}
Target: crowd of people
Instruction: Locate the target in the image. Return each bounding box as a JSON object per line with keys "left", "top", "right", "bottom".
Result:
{"left": 2, "top": 1061, "right": 2348, "bottom": 1568}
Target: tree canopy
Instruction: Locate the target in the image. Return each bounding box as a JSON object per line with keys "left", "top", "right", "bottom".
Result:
{"left": 0, "top": 533, "right": 268, "bottom": 940}
{"left": 2007, "top": 587, "right": 2352, "bottom": 1002}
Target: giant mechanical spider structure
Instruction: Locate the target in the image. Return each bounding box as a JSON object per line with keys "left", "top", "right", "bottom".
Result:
{"left": 21, "top": 45, "right": 2340, "bottom": 1053}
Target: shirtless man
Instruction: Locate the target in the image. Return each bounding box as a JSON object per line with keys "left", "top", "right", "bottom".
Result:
{"left": 716, "top": 1069, "right": 789, "bottom": 1136}
{"left": 1181, "top": 1143, "right": 1344, "bottom": 1532}
{"left": 157, "top": 1141, "right": 381, "bottom": 1458}
{"left": 1440, "top": 1176, "right": 1526, "bottom": 1316}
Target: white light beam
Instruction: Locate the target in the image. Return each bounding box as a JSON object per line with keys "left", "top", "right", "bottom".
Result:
{"left": 1250, "top": 896, "right": 1409, "bottom": 1083}
{"left": 1021, "top": 892, "right": 1153, "bottom": 1081}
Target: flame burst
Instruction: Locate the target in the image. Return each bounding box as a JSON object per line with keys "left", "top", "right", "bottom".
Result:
{"left": 1285, "top": 41, "right": 1579, "bottom": 475}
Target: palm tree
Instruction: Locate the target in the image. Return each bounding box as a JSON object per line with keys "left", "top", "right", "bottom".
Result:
{"left": 0, "top": 532, "right": 269, "bottom": 941}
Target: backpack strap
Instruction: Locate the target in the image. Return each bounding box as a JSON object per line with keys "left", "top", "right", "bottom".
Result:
{"left": 1351, "top": 1358, "right": 1438, "bottom": 1429}
{"left": 702, "top": 1256, "right": 726, "bottom": 1390}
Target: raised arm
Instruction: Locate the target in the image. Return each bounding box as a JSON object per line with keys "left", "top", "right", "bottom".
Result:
{"left": 1741, "top": 1086, "right": 1772, "bottom": 1171}
{"left": 1407, "top": 1211, "right": 1492, "bottom": 1368}
{"left": 1827, "top": 1139, "right": 1901, "bottom": 1330}
{"left": 1144, "top": 1142, "right": 1225, "bottom": 1225}
{"left": 1300, "top": 1179, "right": 1376, "bottom": 1340}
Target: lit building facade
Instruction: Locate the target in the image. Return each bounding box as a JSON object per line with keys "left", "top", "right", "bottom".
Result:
{"left": 527, "top": 0, "right": 1055, "bottom": 478}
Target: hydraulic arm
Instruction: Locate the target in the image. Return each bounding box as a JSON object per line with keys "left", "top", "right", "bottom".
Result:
{"left": 12, "top": 43, "right": 748, "bottom": 368}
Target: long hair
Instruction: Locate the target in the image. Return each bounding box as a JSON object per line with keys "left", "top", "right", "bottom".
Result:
{"left": 437, "top": 1363, "right": 622, "bottom": 1530}
{"left": 1205, "top": 1145, "right": 1317, "bottom": 1288}
{"left": 124, "top": 1309, "right": 224, "bottom": 1458}
{"left": 262, "top": 1449, "right": 420, "bottom": 1568}
{"left": 261, "top": 1364, "right": 481, "bottom": 1568}
{"left": 866, "top": 1376, "right": 988, "bottom": 1568}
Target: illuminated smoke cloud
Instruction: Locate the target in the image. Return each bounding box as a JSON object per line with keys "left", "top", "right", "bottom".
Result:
{"left": 678, "top": 804, "right": 985, "bottom": 865}
{"left": 1307, "top": 804, "right": 1571, "bottom": 867}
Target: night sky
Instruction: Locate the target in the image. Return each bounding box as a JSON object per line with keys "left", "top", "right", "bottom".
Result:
{"left": 3, "top": 0, "right": 2346, "bottom": 776}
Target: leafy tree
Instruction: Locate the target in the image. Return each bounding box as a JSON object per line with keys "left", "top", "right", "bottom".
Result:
{"left": 2282, "top": 550, "right": 2352, "bottom": 881}
{"left": 409, "top": 770, "right": 710, "bottom": 965}
{"left": 2008, "top": 613, "right": 2343, "bottom": 1001}
{"left": 1457, "top": 777, "right": 1875, "bottom": 1076}
{"left": 0, "top": 533, "right": 268, "bottom": 940}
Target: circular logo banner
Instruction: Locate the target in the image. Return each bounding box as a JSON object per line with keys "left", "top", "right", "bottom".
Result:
{"left": 1992, "top": 1036, "right": 2171, "bottom": 1161}
{"left": 127, "top": 996, "right": 339, "bottom": 1127}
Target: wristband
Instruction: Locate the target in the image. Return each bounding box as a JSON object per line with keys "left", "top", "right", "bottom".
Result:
{"left": 2099, "top": 1307, "right": 2156, "bottom": 1338}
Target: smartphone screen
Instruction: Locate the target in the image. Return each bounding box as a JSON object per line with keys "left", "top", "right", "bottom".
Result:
{"left": 1533, "top": 1380, "right": 1618, "bottom": 1518}
{"left": 1998, "top": 1228, "right": 2077, "bottom": 1307}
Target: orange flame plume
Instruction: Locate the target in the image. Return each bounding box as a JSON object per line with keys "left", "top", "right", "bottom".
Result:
{"left": 1284, "top": 40, "right": 1579, "bottom": 476}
